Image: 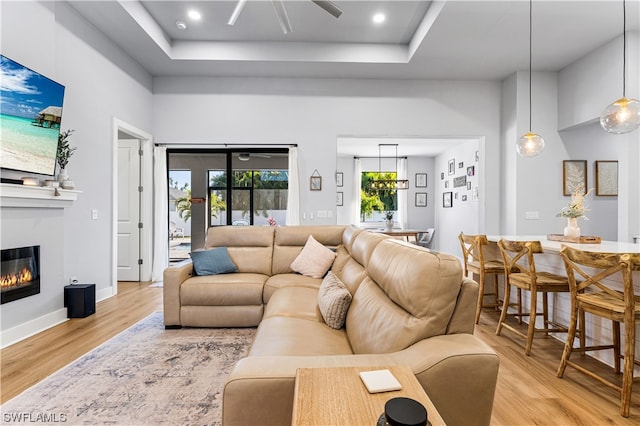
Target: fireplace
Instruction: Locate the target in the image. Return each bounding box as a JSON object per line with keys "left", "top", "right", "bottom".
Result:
{"left": 1, "top": 246, "right": 41, "bottom": 304}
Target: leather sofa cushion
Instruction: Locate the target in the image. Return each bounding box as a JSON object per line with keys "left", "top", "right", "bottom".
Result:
{"left": 272, "top": 225, "right": 345, "bottom": 274}
{"left": 180, "top": 273, "right": 268, "bottom": 306}
{"left": 249, "top": 316, "right": 353, "bottom": 356}
{"left": 341, "top": 225, "right": 364, "bottom": 252}
{"left": 263, "top": 286, "right": 322, "bottom": 322}
{"left": 346, "top": 240, "right": 462, "bottom": 354}
{"left": 331, "top": 246, "right": 368, "bottom": 296}
{"left": 205, "top": 226, "right": 274, "bottom": 275}
{"left": 263, "top": 273, "right": 321, "bottom": 303}
{"left": 350, "top": 230, "right": 387, "bottom": 267}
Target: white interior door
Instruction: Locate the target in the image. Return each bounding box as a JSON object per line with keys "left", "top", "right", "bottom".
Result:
{"left": 117, "top": 139, "right": 141, "bottom": 281}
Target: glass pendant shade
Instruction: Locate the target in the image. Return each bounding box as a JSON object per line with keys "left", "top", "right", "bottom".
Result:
{"left": 600, "top": 97, "right": 640, "bottom": 134}
{"left": 516, "top": 132, "right": 545, "bottom": 157}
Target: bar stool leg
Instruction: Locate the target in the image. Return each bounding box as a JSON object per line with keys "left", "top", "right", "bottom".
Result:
{"left": 557, "top": 299, "right": 579, "bottom": 378}
{"left": 525, "top": 287, "right": 538, "bottom": 356}
{"left": 613, "top": 320, "right": 621, "bottom": 374}
{"left": 475, "top": 270, "right": 486, "bottom": 324}
{"left": 620, "top": 316, "right": 635, "bottom": 417}
{"left": 496, "top": 279, "right": 511, "bottom": 336}
{"left": 543, "top": 292, "right": 550, "bottom": 336}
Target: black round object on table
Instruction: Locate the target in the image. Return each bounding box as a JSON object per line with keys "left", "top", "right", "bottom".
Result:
{"left": 376, "top": 397, "right": 428, "bottom": 426}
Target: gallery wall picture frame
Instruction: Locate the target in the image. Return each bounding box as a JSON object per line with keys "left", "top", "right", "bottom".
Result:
{"left": 467, "top": 182, "right": 472, "bottom": 190}
{"left": 467, "top": 166, "right": 475, "bottom": 176}
{"left": 336, "top": 192, "right": 343, "bottom": 206}
{"left": 310, "top": 169, "right": 322, "bottom": 191}
{"left": 562, "top": 160, "right": 587, "bottom": 195}
{"left": 415, "top": 173, "right": 427, "bottom": 188}
{"left": 458, "top": 162, "right": 464, "bottom": 169}
{"left": 595, "top": 160, "right": 618, "bottom": 196}
{"left": 440, "top": 172, "right": 444, "bottom": 180}
{"left": 448, "top": 159, "right": 455, "bottom": 175}
{"left": 415, "top": 192, "right": 427, "bottom": 207}
{"left": 336, "top": 172, "right": 343, "bottom": 187}
{"left": 462, "top": 195, "right": 467, "bottom": 201}
{"left": 453, "top": 175, "right": 467, "bottom": 188}
{"left": 444, "top": 180, "right": 449, "bottom": 189}
{"left": 443, "top": 191, "right": 453, "bottom": 208}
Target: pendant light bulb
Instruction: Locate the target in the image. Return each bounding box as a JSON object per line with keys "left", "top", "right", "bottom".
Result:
{"left": 516, "top": 132, "right": 545, "bottom": 157}
{"left": 600, "top": 97, "right": 640, "bottom": 134}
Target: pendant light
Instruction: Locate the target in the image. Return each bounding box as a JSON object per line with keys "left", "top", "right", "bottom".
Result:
{"left": 370, "top": 144, "right": 409, "bottom": 190}
{"left": 600, "top": 0, "right": 640, "bottom": 134}
{"left": 516, "top": 0, "right": 545, "bottom": 157}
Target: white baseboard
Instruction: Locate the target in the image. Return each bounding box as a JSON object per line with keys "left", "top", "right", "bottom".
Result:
{"left": 1, "top": 285, "right": 116, "bottom": 349}
{"left": 0, "top": 309, "right": 68, "bottom": 349}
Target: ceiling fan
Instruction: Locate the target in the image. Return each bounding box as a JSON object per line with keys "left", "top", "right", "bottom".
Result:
{"left": 238, "top": 152, "right": 273, "bottom": 161}
{"left": 228, "top": 0, "right": 343, "bottom": 34}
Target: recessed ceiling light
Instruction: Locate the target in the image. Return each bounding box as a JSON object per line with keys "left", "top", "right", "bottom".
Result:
{"left": 176, "top": 20, "right": 187, "bottom": 30}
{"left": 188, "top": 10, "right": 201, "bottom": 21}
{"left": 373, "top": 13, "right": 385, "bottom": 24}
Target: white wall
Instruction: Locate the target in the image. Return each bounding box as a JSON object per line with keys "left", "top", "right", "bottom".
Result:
{"left": 0, "top": 1, "right": 153, "bottom": 343}
{"left": 153, "top": 78, "right": 503, "bottom": 241}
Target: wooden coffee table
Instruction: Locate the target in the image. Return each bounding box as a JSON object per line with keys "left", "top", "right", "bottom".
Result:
{"left": 292, "top": 365, "right": 446, "bottom": 426}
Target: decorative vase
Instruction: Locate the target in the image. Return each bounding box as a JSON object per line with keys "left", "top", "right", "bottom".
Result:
{"left": 385, "top": 219, "right": 394, "bottom": 231}
{"left": 564, "top": 217, "right": 581, "bottom": 239}
{"left": 58, "top": 167, "right": 68, "bottom": 184}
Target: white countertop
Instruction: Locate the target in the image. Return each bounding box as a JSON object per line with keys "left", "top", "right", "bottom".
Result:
{"left": 486, "top": 235, "right": 640, "bottom": 254}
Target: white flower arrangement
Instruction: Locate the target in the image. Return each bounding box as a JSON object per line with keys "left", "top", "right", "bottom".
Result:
{"left": 557, "top": 187, "right": 593, "bottom": 219}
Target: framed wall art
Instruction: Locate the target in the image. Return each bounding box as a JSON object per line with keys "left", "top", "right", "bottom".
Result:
{"left": 415, "top": 192, "right": 427, "bottom": 207}
{"left": 453, "top": 175, "right": 467, "bottom": 188}
{"left": 336, "top": 192, "right": 343, "bottom": 206}
{"left": 443, "top": 191, "right": 453, "bottom": 208}
{"left": 415, "top": 173, "right": 427, "bottom": 188}
{"left": 562, "top": 160, "right": 587, "bottom": 195}
{"left": 448, "top": 159, "right": 455, "bottom": 175}
{"left": 336, "top": 172, "right": 343, "bottom": 187}
{"left": 595, "top": 160, "right": 618, "bottom": 196}
{"left": 310, "top": 169, "right": 322, "bottom": 191}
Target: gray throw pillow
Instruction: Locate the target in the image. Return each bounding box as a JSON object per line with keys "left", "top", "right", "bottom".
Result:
{"left": 189, "top": 247, "right": 238, "bottom": 276}
{"left": 317, "top": 271, "right": 352, "bottom": 329}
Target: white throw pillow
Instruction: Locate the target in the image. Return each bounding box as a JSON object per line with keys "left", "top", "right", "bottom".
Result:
{"left": 290, "top": 235, "right": 337, "bottom": 278}
{"left": 317, "top": 272, "right": 352, "bottom": 329}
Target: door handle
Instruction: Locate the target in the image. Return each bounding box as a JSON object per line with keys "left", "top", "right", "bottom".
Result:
{"left": 190, "top": 197, "right": 206, "bottom": 204}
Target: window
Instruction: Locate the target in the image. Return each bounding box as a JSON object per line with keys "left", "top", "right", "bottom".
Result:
{"left": 360, "top": 171, "right": 397, "bottom": 222}
{"left": 209, "top": 168, "right": 288, "bottom": 226}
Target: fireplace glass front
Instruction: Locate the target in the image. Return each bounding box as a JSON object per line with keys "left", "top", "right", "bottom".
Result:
{"left": 1, "top": 246, "right": 41, "bottom": 304}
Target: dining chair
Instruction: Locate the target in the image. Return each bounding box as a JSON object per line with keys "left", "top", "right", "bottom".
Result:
{"left": 496, "top": 239, "right": 571, "bottom": 355}
{"left": 415, "top": 228, "right": 435, "bottom": 249}
{"left": 557, "top": 244, "right": 640, "bottom": 417}
{"left": 458, "top": 233, "right": 505, "bottom": 324}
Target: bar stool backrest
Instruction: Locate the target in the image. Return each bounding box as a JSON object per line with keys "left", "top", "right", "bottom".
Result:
{"left": 497, "top": 239, "right": 543, "bottom": 281}
{"left": 458, "top": 233, "right": 489, "bottom": 274}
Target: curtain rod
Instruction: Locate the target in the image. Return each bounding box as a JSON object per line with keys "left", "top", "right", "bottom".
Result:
{"left": 354, "top": 156, "right": 408, "bottom": 159}
{"left": 154, "top": 143, "right": 297, "bottom": 148}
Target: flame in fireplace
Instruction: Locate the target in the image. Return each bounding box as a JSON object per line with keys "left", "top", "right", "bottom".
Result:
{"left": 1, "top": 267, "right": 33, "bottom": 290}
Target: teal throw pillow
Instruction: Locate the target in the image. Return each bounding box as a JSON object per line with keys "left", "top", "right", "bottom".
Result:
{"left": 189, "top": 247, "right": 238, "bottom": 276}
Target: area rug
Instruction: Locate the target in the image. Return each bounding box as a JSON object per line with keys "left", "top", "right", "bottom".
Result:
{"left": 1, "top": 312, "right": 255, "bottom": 425}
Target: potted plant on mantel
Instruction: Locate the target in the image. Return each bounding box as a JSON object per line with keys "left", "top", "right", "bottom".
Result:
{"left": 56, "top": 129, "right": 76, "bottom": 189}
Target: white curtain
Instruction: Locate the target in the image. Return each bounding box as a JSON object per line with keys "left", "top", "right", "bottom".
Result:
{"left": 151, "top": 146, "right": 168, "bottom": 282}
{"left": 286, "top": 146, "right": 300, "bottom": 225}
{"left": 351, "top": 158, "right": 362, "bottom": 226}
{"left": 397, "top": 157, "right": 408, "bottom": 229}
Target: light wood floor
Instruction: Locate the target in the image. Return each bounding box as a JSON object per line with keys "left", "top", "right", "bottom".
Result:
{"left": 2, "top": 283, "right": 639, "bottom": 424}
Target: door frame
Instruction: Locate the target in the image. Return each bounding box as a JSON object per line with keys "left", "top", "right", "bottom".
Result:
{"left": 111, "top": 118, "right": 153, "bottom": 293}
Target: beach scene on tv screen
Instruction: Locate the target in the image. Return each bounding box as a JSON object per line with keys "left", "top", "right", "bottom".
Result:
{"left": 0, "top": 55, "right": 65, "bottom": 176}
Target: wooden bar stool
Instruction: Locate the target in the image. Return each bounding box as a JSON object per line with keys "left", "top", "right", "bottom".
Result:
{"left": 496, "top": 239, "right": 571, "bottom": 355}
{"left": 557, "top": 245, "right": 640, "bottom": 417}
{"left": 458, "top": 233, "right": 505, "bottom": 324}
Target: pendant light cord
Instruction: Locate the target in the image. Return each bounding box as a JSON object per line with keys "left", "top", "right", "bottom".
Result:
{"left": 622, "top": 0, "right": 627, "bottom": 97}
{"left": 528, "top": 0, "right": 533, "bottom": 132}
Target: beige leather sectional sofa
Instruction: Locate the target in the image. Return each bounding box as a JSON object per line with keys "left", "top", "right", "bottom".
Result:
{"left": 163, "top": 225, "right": 499, "bottom": 426}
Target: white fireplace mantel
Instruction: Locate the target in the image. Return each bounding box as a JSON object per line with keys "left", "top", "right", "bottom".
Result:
{"left": 0, "top": 183, "right": 80, "bottom": 208}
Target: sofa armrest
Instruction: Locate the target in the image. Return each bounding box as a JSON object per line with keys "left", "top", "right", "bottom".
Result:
{"left": 163, "top": 260, "right": 194, "bottom": 326}
{"left": 223, "top": 334, "right": 498, "bottom": 426}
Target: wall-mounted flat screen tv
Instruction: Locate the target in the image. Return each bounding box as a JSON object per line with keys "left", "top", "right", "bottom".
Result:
{"left": 0, "top": 55, "right": 65, "bottom": 176}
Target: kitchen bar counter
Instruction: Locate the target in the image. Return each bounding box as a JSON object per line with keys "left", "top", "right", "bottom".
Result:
{"left": 486, "top": 235, "right": 640, "bottom": 255}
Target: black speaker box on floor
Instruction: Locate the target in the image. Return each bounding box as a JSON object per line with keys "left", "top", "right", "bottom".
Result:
{"left": 64, "top": 284, "right": 96, "bottom": 318}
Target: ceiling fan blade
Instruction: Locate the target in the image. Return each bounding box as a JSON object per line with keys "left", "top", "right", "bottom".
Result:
{"left": 228, "top": 0, "right": 248, "bottom": 26}
{"left": 272, "top": 0, "right": 293, "bottom": 34}
{"left": 311, "top": 0, "right": 343, "bottom": 19}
